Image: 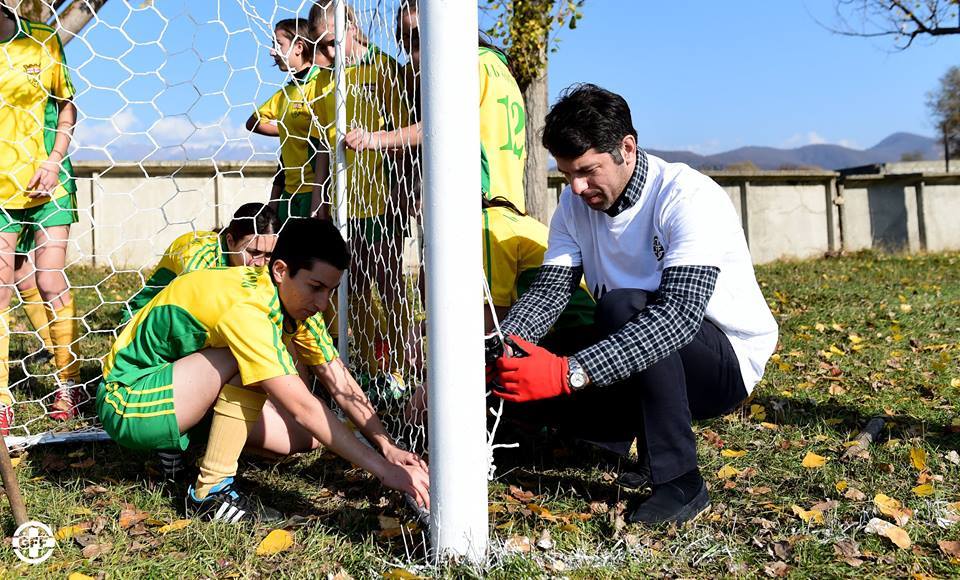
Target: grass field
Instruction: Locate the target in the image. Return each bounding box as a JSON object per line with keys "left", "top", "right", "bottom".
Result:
{"left": 2, "top": 250, "right": 960, "bottom": 578}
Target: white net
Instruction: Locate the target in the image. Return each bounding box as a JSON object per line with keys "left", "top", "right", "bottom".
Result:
{"left": 0, "top": 0, "right": 464, "bottom": 460}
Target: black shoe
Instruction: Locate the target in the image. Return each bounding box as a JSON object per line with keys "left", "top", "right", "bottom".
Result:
{"left": 157, "top": 451, "right": 185, "bottom": 482}
{"left": 186, "top": 477, "right": 284, "bottom": 524}
{"left": 628, "top": 470, "right": 709, "bottom": 524}
{"left": 617, "top": 463, "right": 652, "bottom": 491}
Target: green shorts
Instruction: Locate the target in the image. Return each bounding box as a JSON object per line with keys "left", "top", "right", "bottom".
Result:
{"left": 277, "top": 191, "right": 311, "bottom": 224}
{"left": 96, "top": 364, "right": 205, "bottom": 452}
{"left": 1, "top": 194, "right": 79, "bottom": 253}
{"left": 349, "top": 213, "right": 405, "bottom": 246}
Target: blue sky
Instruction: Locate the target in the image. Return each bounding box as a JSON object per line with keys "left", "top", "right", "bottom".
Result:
{"left": 62, "top": 0, "right": 958, "bottom": 160}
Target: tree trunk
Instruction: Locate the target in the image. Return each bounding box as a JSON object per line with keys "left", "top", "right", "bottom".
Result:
{"left": 54, "top": 0, "right": 108, "bottom": 45}
{"left": 522, "top": 64, "right": 554, "bottom": 224}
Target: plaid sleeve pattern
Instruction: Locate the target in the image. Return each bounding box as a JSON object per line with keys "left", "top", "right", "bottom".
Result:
{"left": 573, "top": 265, "right": 720, "bottom": 387}
{"left": 498, "top": 264, "right": 582, "bottom": 342}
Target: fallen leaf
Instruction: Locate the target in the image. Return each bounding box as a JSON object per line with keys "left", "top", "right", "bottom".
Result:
{"left": 157, "top": 519, "right": 192, "bottom": 534}
{"left": 747, "top": 486, "right": 771, "bottom": 495}
{"left": 508, "top": 485, "right": 535, "bottom": 502}
{"left": 73, "top": 532, "right": 99, "bottom": 547}
{"left": 802, "top": 452, "right": 827, "bottom": 468}
{"left": 760, "top": 422, "right": 779, "bottom": 430}
{"left": 527, "top": 503, "right": 558, "bottom": 522}
{"left": 82, "top": 485, "right": 108, "bottom": 497}
{"left": 911, "top": 484, "right": 934, "bottom": 497}
{"left": 701, "top": 428, "right": 724, "bottom": 448}
{"left": 750, "top": 404, "right": 767, "bottom": 421}
{"left": 717, "top": 464, "right": 740, "bottom": 480}
{"left": 835, "top": 480, "right": 848, "bottom": 493}
{"left": 503, "top": 535, "right": 532, "bottom": 553}
{"left": 119, "top": 506, "right": 150, "bottom": 529}
{"left": 378, "top": 515, "right": 401, "bottom": 531}
{"left": 909, "top": 447, "right": 927, "bottom": 471}
{"left": 55, "top": 524, "right": 89, "bottom": 541}
{"left": 811, "top": 500, "right": 839, "bottom": 512}
{"left": 938, "top": 540, "right": 960, "bottom": 560}
{"left": 536, "top": 529, "right": 554, "bottom": 551}
{"left": 721, "top": 449, "right": 747, "bottom": 458}
{"left": 945, "top": 450, "right": 960, "bottom": 465}
{"left": 874, "top": 494, "right": 912, "bottom": 526}
{"left": 864, "top": 518, "right": 911, "bottom": 549}
{"left": 589, "top": 501, "right": 608, "bottom": 514}
{"left": 763, "top": 561, "right": 790, "bottom": 577}
{"left": 71, "top": 457, "right": 96, "bottom": 469}
{"left": 844, "top": 487, "right": 867, "bottom": 501}
{"left": 81, "top": 541, "right": 113, "bottom": 560}
{"left": 834, "top": 539, "right": 865, "bottom": 567}
{"left": 382, "top": 569, "right": 425, "bottom": 580}
{"left": 68, "top": 574, "right": 95, "bottom": 580}
{"left": 899, "top": 303, "right": 912, "bottom": 313}
{"left": 791, "top": 505, "right": 824, "bottom": 525}
{"left": 255, "top": 529, "right": 295, "bottom": 556}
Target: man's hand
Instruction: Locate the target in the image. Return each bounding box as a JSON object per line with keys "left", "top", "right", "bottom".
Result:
{"left": 344, "top": 128, "right": 381, "bottom": 151}
{"left": 493, "top": 335, "right": 570, "bottom": 403}
{"left": 378, "top": 462, "right": 430, "bottom": 509}
{"left": 382, "top": 443, "right": 428, "bottom": 471}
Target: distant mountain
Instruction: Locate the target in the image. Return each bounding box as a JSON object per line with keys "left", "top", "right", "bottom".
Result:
{"left": 646, "top": 132, "right": 940, "bottom": 171}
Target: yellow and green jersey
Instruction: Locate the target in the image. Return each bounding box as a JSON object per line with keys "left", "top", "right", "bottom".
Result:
{"left": 256, "top": 65, "right": 331, "bottom": 195}
{"left": 125, "top": 231, "right": 228, "bottom": 317}
{"left": 312, "top": 45, "right": 409, "bottom": 218}
{"left": 478, "top": 47, "right": 526, "bottom": 213}
{"left": 0, "top": 19, "right": 76, "bottom": 208}
{"left": 105, "top": 267, "right": 338, "bottom": 389}
{"left": 483, "top": 206, "right": 594, "bottom": 330}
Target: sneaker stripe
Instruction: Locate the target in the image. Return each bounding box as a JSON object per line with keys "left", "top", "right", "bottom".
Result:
{"left": 214, "top": 502, "right": 232, "bottom": 520}
{"left": 230, "top": 509, "right": 246, "bottom": 523}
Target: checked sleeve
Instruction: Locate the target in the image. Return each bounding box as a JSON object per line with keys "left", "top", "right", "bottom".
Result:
{"left": 498, "top": 264, "right": 582, "bottom": 343}
{"left": 574, "top": 265, "right": 719, "bottom": 387}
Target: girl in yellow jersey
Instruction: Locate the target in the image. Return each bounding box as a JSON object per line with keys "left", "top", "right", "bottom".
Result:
{"left": 0, "top": 8, "right": 80, "bottom": 433}
{"left": 247, "top": 18, "right": 331, "bottom": 223}
{"left": 344, "top": 0, "right": 529, "bottom": 212}
{"left": 309, "top": 1, "right": 415, "bottom": 393}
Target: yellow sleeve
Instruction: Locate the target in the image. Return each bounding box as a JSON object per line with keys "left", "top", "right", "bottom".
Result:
{"left": 48, "top": 31, "right": 74, "bottom": 100}
{"left": 288, "top": 314, "right": 339, "bottom": 367}
{"left": 214, "top": 301, "right": 297, "bottom": 386}
{"left": 483, "top": 216, "right": 519, "bottom": 308}
{"left": 257, "top": 89, "right": 284, "bottom": 122}
{"left": 377, "top": 62, "right": 410, "bottom": 130}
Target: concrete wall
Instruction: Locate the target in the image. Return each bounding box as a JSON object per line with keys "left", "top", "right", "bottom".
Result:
{"left": 66, "top": 161, "right": 960, "bottom": 269}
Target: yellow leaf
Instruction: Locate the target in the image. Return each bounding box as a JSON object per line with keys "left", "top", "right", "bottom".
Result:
{"left": 157, "top": 519, "right": 192, "bottom": 534}
{"left": 831, "top": 323, "right": 843, "bottom": 331}
{"left": 865, "top": 517, "right": 911, "bottom": 549}
{"left": 68, "top": 574, "right": 95, "bottom": 580}
{"left": 382, "top": 569, "right": 426, "bottom": 580}
{"left": 874, "top": 494, "right": 912, "bottom": 526}
{"left": 848, "top": 334, "right": 863, "bottom": 344}
{"left": 9, "top": 456, "right": 21, "bottom": 468}
{"left": 749, "top": 404, "right": 766, "bottom": 421}
{"left": 527, "top": 503, "right": 558, "bottom": 521}
{"left": 802, "top": 452, "right": 827, "bottom": 468}
{"left": 814, "top": 323, "right": 826, "bottom": 332}
{"left": 54, "top": 525, "right": 85, "bottom": 541}
{"left": 909, "top": 447, "right": 927, "bottom": 471}
{"left": 721, "top": 449, "right": 747, "bottom": 458}
{"left": 951, "top": 378, "right": 960, "bottom": 388}
{"left": 256, "top": 529, "right": 295, "bottom": 556}
{"left": 899, "top": 303, "right": 912, "bottom": 313}
{"left": 791, "top": 505, "right": 824, "bottom": 525}
{"left": 717, "top": 465, "right": 740, "bottom": 480}
{"left": 760, "top": 422, "right": 779, "bottom": 430}
{"left": 835, "top": 480, "right": 848, "bottom": 493}
{"left": 911, "top": 484, "right": 934, "bottom": 497}
{"left": 829, "top": 344, "right": 846, "bottom": 356}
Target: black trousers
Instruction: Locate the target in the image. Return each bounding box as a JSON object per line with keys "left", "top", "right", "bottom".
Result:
{"left": 504, "top": 288, "right": 748, "bottom": 484}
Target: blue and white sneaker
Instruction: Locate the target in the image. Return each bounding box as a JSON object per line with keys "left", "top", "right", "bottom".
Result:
{"left": 185, "top": 477, "right": 284, "bottom": 524}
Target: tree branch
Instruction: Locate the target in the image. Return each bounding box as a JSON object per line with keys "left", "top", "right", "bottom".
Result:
{"left": 50, "top": 0, "right": 108, "bottom": 45}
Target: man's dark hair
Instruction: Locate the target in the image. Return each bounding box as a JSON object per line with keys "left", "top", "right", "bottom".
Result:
{"left": 270, "top": 218, "right": 350, "bottom": 275}
{"left": 542, "top": 83, "right": 638, "bottom": 162}
{"left": 225, "top": 203, "right": 280, "bottom": 241}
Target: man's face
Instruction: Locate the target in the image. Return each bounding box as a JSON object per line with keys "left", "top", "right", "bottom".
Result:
{"left": 556, "top": 135, "right": 637, "bottom": 212}
{"left": 398, "top": 10, "right": 420, "bottom": 70}
{"left": 273, "top": 259, "right": 342, "bottom": 320}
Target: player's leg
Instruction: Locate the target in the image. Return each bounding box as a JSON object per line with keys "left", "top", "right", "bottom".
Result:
{"left": 0, "top": 227, "right": 21, "bottom": 434}
{"left": 34, "top": 223, "right": 80, "bottom": 419}
{"left": 14, "top": 232, "right": 54, "bottom": 363}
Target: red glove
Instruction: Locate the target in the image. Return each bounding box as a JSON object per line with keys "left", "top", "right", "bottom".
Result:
{"left": 493, "top": 335, "right": 569, "bottom": 403}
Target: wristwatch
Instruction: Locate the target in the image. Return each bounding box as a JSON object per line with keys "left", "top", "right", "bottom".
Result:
{"left": 567, "top": 357, "right": 588, "bottom": 391}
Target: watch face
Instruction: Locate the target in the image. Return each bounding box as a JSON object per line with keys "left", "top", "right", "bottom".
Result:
{"left": 569, "top": 370, "right": 587, "bottom": 390}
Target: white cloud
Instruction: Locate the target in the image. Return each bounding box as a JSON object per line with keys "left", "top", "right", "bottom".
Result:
{"left": 781, "top": 132, "right": 860, "bottom": 150}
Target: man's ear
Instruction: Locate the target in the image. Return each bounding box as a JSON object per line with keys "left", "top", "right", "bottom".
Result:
{"left": 621, "top": 134, "right": 637, "bottom": 161}
{"left": 271, "top": 258, "right": 288, "bottom": 285}
{"left": 224, "top": 232, "right": 235, "bottom": 252}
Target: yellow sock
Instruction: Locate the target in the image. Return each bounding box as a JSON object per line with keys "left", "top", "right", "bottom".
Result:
{"left": 193, "top": 384, "right": 267, "bottom": 499}
{"left": 0, "top": 311, "right": 10, "bottom": 406}
{"left": 20, "top": 287, "right": 53, "bottom": 355}
{"left": 46, "top": 300, "right": 79, "bottom": 383}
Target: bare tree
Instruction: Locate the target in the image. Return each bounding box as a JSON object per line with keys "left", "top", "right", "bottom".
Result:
{"left": 2, "top": 0, "right": 110, "bottom": 45}
{"left": 831, "top": 0, "right": 960, "bottom": 48}
{"left": 482, "top": 0, "right": 585, "bottom": 224}
{"left": 927, "top": 65, "right": 960, "bottom": 171}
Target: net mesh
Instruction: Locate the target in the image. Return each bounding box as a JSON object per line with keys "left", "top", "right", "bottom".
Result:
{"left": 1, "top": 0, "right": 504, "bottom": 467}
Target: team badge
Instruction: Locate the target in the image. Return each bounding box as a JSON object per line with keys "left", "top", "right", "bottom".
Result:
{"left": 652, "top": 236, "right": 665, "bottom": 261}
